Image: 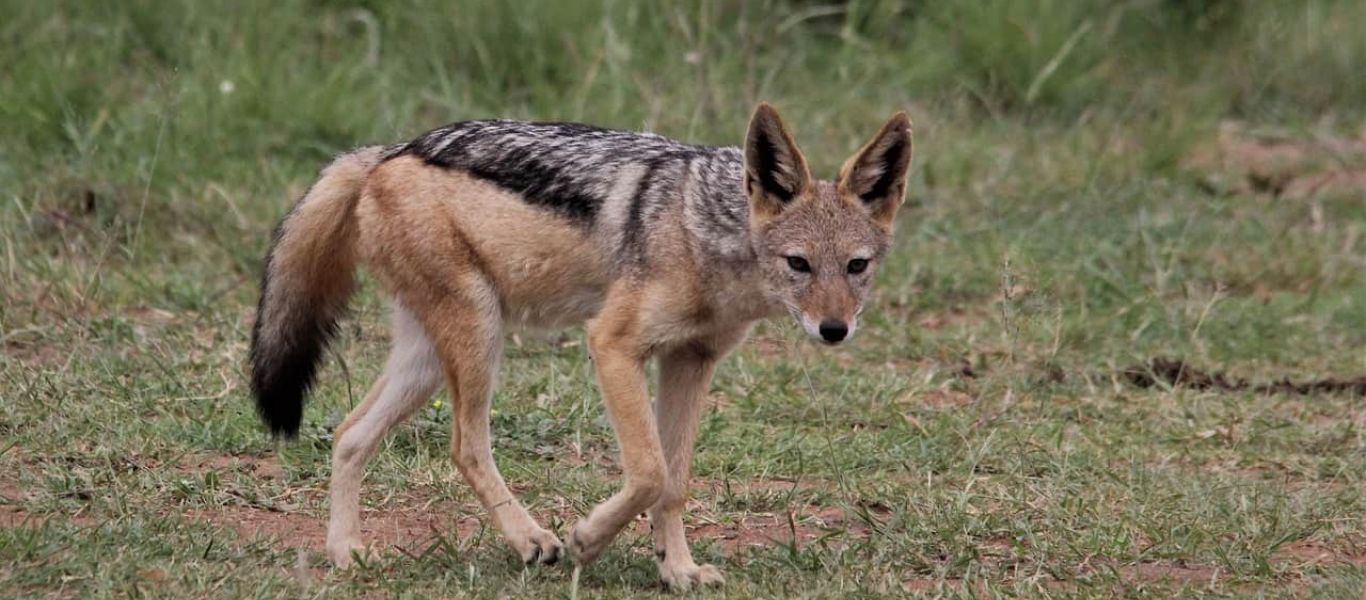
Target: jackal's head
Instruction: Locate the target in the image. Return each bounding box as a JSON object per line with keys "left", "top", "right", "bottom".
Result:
{"left": 744, "top": 103, "right": 913, "bottom": 345}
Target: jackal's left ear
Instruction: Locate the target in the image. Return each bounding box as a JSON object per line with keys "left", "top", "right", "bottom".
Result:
{"left": 744, "top": 103, "right": 812, "bottom": 222}
{"left": 838, "top": 112, "right": 914, "bottom": 228}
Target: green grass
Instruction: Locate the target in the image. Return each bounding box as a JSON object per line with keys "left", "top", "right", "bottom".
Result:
{"left": 3, "top": 0, "right": 1365, "bottom": 597}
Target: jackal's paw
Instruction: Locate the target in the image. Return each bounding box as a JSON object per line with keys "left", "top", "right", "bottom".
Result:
{"left": 658, "top": 561, "right": 725, "bottom": 593}
{"left": 511, "top": 527, "right": 564, "bottom": 566}
{"left": 566, "top": 520, "right": 610, "bottom": 565}
{"left": 326, "top": 538, "right": 373, "bottom": 568}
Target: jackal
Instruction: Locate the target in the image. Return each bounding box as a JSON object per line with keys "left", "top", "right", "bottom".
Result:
{"left": 249, "top": 103, "right": 912, "bottom": 591}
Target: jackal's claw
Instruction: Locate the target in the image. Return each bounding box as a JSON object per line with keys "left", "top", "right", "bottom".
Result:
{"left": 517, "top": 529, "right": 564, "bottom": 566}
{"left": 659, "top": 562, "right": 725, "bottom": 593}
{"left": 525, "top": 541, "right": 562, "bottom": 566}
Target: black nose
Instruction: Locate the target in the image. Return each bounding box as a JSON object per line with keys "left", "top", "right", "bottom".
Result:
{"left": 818, "top": 320, "right": 848, "bottom": 343}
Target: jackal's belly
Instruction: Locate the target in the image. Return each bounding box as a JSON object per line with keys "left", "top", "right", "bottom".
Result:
{"left": 500, "top": 281, "right": 607, "bottom": 330}
{"left": 479, "top": 228, "right": 611, "bottom": 330}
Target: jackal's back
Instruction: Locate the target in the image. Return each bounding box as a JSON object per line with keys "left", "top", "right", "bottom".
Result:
{"left": 393, "top": 121, "right": 751, "bottom": 264}
{"left": 352, "top": 120, "right": 765, "bottom": 332}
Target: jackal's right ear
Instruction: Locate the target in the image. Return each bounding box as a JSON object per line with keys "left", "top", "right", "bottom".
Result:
{"left": 744, "top": 103, "right": 812, "bottom": 221}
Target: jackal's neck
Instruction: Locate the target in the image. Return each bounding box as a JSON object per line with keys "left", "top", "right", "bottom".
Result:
{"left": 675, "top": 149, "right": 786, "bottom": 320}
{"left": 680, "top": 148, "right": 751, "bottom": 257}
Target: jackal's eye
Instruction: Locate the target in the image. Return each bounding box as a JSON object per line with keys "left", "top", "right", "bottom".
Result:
{"left": 785, "top": 256, "right": 811, "bottom": 273}
{"left": 847, "top": 259, "right": 869, "bottom": 274}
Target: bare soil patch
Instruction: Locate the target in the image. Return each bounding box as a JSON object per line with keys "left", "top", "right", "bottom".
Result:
{"left": 691, "top": 504, "right": 871, "bottom": 552}
{"left": 907, "top": 305, "right": 994, "bottom": 333}
{"left": 901, "top": 577, "right": 984, "bottom": 594}
{"left": 1186, "top": 123, "right": 1366, "bottom": 199}
{"left": 0, "top": 474, "right": 34, "bottom": 528}
{"left": 0, "top": 472, "right": 96, "bottom": 529}
{"left": 1104, "top": 561, "right": 1220, "bottom": 585}
{"left": 176, "top": 452, "right": 285, "bottom": 480}
{"left": 0, "top": 505, "right": 34, "bottom": 528}
{"left": 915, "top": 388, "right": 977, "bottom": 409}
{"left": 186, "top": 500, "right": 485, "bottom": 556}
{"left": 651, "top": 478, "right": 883, "bottom": 553}
{"left": 1122, "top": 357, "right": 1366, "bottom": 396}
{"left": 1276, "top": 540, "right": 1366, "bottom": 567}
{"left": 3, "top": 338, "right": 70, "bottom": 369}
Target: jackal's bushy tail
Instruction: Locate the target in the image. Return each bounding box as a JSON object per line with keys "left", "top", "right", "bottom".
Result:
{"left": 249, "top": 146, "right": 383, "bottom": 437}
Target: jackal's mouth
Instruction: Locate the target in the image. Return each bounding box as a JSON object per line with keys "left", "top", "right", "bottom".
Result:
{"left": 784, "top": 307, "right": 814, "bottom": 340}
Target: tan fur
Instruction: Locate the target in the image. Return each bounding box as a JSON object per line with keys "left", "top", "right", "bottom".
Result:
{"left": 274, "top": 106, "right": 913, "bottom": 592}
{"left": 254, "top": 147, "right": 382, "bottom": 359}
{"left": 273, "top": 148, "right": 376, "bottom": 297}
{"left": 358, "top": 157, "right": 614, "bottom": 329}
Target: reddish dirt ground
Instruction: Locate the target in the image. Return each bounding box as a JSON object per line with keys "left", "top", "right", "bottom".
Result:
{"left": 4, "top": 455, "right": 1366, "bottom": 590}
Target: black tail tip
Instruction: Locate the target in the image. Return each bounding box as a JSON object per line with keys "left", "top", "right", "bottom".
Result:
{"left": 259, "top": 403, "right": 304, "bottom": 438}
{"left": 249, "top": 348, "right": 317, "bottom": 439}
{"left": 252, "top": 382, "right": 307, "bottom": 438}
{"left": 249, "top": 314, "right": 333, "bottom": 440}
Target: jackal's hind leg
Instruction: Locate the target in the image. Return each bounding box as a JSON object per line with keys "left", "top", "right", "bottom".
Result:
{"left": 422, "top": 283, "right": 563, "bottom": 566}
{"left": 327, "top": 304, "right": 442, "bottom": 567}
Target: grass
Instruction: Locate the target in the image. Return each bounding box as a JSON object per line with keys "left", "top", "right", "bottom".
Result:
{"left": 2, "top": 0, "right": 1365, "bottom": 597}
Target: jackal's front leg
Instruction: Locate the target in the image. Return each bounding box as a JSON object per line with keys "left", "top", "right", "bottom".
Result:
{"left": 649, "top": 345, "right": 722, "bottom": 591}
{"left": 568, "top": 318, "right": 666, "bottom": 565}
{"left": 649, "top": 330, "right": 747, "bottom": 591}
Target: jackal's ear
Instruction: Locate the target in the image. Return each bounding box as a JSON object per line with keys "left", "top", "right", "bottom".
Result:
{"left": 744, "top": 103, "right": 812, "bottom": 221}
{"left": 838, "top": 112, "right": 913, "bottom": 228}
